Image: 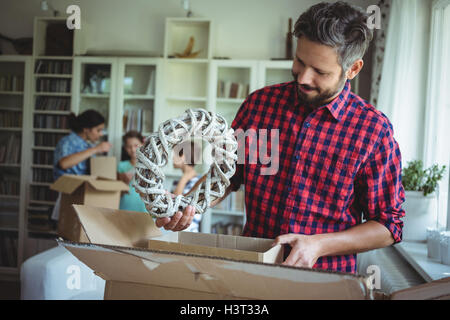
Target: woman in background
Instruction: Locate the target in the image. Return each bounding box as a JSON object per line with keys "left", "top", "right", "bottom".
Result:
{"left": 52, "top": 109, "right": 112, "bottom": 219}
{"left": 117, "top": 130, "right": 147, "bottom": 212}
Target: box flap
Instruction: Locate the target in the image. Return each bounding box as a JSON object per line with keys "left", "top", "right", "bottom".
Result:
{"left": 90, "top": 156, "right": 117, "bottom": 180}
{"left": 389, "top": 277, "right": 450, "bottom": 300}
{"left": 73, "top": 204, "right": 161, "bottom": 247}
{"left": 86, "top": 179, "right": 129, "bottom": 192}
{"left": 50, "top": 175, "right": 96, "bottom": 194}
{"left": 59, "top": 240, "right": 372, "bottom": 300}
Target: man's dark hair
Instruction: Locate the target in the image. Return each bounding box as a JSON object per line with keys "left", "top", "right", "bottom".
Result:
{"left": 294, "top": 1, "right": 373, "bottom": 71}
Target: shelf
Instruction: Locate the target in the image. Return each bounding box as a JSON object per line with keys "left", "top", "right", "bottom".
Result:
{"left": 81, "top": 93, "right": 110, "bottom": 99}
{"left": 28, "top": 200, "right": 56, "bottom": 205}
{"left": 0, "top": 91, "right": 24, "bottom": 95}
{"left": 33, "top": 128, "right": 70, "bottom": 133}
{"left": 166, "top": 96, "right": 207, "bottom": 102}
{"left": 0, "top": 163, "right": 21, "bottom": 168}
{"left": 0, "top": 127, "right": 22, "bottom": 131}
{"left": 34, "top": 73, "right": 72, "bottom": 78}
{"left": 0, "top": 226, "right": 19, "bottom": 232}
{"left": 33, "top": 110, "right": 71, "bottom": 115}
{"left": 34, "top": 92, "right": 71, "bottom": 97}
{"left": 123, "top": 94, "right": 155, "bottom": 100}
{"left": 216, "top": 98, "right": 245, "bottom": 104}
{"left": 211, "top": 209, "right": 245, "bottom": 217}
{"left": 34, "top": 56, "right": 73, "bottom": 60}
{"left": 30, "top": 182, "right": 53, "bottom": 187}
{"left": 32, "top": 146, "right": 56, "bottom": 151}
{"left": 0, "top": 266, "right": 19, "bottom": 275}
{"left": 0, "top": 194, "right": 20, "bottom": 200}
{"left": 31, "top": 164, "right": 53, "bottom": 169}
{"left": 166, "top": 58, "right": 209, "bottom": 64}
{"left": 0, "top": 107, "right": 22, "bottom": 112}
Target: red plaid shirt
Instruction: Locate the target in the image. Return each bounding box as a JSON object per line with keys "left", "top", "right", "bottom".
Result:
{"left": 230, "top": 80, "right": 405, "bottom": 274}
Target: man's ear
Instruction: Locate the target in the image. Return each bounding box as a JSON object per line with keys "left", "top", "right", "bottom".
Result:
{"left": 346, "top": 59, "right": 364, "bottom": 80}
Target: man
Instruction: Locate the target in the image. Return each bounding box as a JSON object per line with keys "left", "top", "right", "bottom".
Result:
{"left": 156, "top": 1, "right": 405, "bottom": 274}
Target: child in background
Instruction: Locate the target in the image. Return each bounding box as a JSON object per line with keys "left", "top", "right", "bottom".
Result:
{"left": 172, "top": 140, "right": 203, "bottom": 232}
{"left": 117, "top": 131, "right": 146, "bottom": 212}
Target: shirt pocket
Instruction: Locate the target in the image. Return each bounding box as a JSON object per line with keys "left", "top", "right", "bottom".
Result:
{"left": 299, "top": 152, "right": 359, "bottom": 214}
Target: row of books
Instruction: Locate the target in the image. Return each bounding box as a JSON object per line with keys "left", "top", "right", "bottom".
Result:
{"left": 33, "top": 150, "right": 54, "bottom": 165}
{"left": 0, "top": 232, "right": 18, "bottom": 267}
{"left": 28, "top": 205, "right": 55, "bottom": 232}
{"left": 33, "top": 168, "right": 54, "bottom": 183}
{"left": 217, "top": 80, "right": 250, "bottom": 99}
{"left": 0, "top": 74, "right": 24, "bottom": 92}
{"left": 123, "top": 108, "right": 153, "bottom": 133}
{"left": 211, "top": 222, "right": 243, "bottom": 236}
{"left": 0, "top": 110, "right": 22, "bottom": 127}
{"left": 0, "top": 134, "right": 21, "bottom": 164}
{"left": 36, "top": 79, "right": 71, "bottom": 93}
{"left": 30, "top": 185, "right": 58, "bottom": 202}
{"left": 34, "top": 132, "right": 66, "bottom": 147}
{"left": 0, "top": 173, "right": 20, "bottom": 196}
{"left": 35, "top": 60, "right": 72, "bottom": 75}
{"left": 35, "top": 97, "right": 71, "bottom": 111}
{"left": 34, "top": 114, "right": 69, "bottom": 129}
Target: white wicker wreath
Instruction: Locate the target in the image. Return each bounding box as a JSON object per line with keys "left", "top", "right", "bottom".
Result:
{"left": 134, "top": 108, "right": 238, "bottom": 218}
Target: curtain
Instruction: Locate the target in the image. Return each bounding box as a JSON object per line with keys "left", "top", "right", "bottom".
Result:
{"left": 375, "top": 0, "right": 431, "bottom": 164}
{"left": 369, "top": 0, "right": 392, "bottom": 106}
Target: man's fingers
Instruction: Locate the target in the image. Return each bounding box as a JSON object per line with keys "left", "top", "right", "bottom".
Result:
{"left": 282, "top": 249, "right": 301, "bottom": 266}
{"left": 155, "top": 217, "right": 170, "bottom": 228}
{"left": 173, "top": 206, "right": 195, "bottom": 231}
{"left": 164, "top": 211, "right": 182, "bottom": 230}
{"left": 272, "top": 234, "right": 297, "bottom": 247}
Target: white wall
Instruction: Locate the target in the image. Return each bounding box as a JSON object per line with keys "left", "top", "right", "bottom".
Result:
{"left": 0, "top": 0, "right": 374, "bottom": 59}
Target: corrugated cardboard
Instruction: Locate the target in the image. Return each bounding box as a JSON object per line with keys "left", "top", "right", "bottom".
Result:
{"left": 90, "top": 156, "right": 117, "bottom": 180}
{"left": 58, "top": 204, "right": 450, "bottom": 300}
{"left": 50, "top": 175, "right": 129, "bottom": 242}
{"left": 57, "top": 204, "right": 373, "bottom": 300}
{"left": 147, "top": 232, "right": 284, "bottom": 264}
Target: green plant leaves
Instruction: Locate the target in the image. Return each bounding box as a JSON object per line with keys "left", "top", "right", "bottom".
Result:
{"left": 402, "top": 160, "right": 447, "bottom": 196}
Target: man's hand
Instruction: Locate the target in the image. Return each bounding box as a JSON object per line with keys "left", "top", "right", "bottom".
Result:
{"left": 155, "top": 205, "right": 195, "bottom": 232}
{"left": 272, "top": 233, "right": 323, "bottom": 268}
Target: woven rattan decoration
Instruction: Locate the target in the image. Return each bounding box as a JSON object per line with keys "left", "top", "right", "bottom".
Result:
{"left": 134, "top": 108, "right": 238, "bottom": 218}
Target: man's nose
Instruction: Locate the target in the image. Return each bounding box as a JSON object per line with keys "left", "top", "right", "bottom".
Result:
{"left": 296, "top": 68, "right": 315, "bottom": 86}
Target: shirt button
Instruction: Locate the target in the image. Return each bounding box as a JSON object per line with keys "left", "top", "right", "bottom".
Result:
{"left": 295, "top": 155, "right": 300, "bottom": 160}
{"left": 288, "top": 187, "right": 293, "bottom": 192}
{"left": 305, "top": 122, "right": 311, "bottom": 128}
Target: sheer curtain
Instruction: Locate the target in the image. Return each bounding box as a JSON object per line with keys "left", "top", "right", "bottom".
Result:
{"left": 376, "top": 0, "right": 431, "bottom": 163}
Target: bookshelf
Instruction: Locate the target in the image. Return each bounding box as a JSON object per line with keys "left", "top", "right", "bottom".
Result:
{"left": 24, "top": 17, "right": 75, "bottom": 248}
{"left": 0, "top": 55, "right": 32, "bottom": 274}
{"left": 0, "top": 16, "right": 301, "bottom": 274}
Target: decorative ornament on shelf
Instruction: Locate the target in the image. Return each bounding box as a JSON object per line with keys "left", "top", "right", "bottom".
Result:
{"left": 174, "top": 36, "right": 201, "bottom": 58}
{"left": 285, "top": 18, "right": 293, "bottom": 60}
{"left": 134, "top": 108, "right": 238, "bottom": 218}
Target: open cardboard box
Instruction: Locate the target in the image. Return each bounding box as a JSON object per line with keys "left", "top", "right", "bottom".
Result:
{"left": 50, "top": 157, "right": 129, "bottom": 242}
{"left": 58, "top": 204, "right": 450, "bottom": 300}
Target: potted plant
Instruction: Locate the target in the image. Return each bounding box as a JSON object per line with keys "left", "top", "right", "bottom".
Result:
{"left": 401, "top": 160, "right": 446, "bottom": 242}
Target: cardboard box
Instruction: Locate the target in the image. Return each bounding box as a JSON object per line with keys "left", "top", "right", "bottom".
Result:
{"left": 50, "top": 175, "right": 128, "bottom": 242}
{"left": 58, "top": 204, "right": 450, "bottom": 300}
{"left": 147, "top": 232, "right": 284, "bottom": 264}
{"left": 90, "top": 156, "right": 117, "bottom": 180}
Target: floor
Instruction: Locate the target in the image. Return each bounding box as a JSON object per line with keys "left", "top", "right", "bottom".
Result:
{"left": 0, "top": 280, "right": 20, "bottom": 300}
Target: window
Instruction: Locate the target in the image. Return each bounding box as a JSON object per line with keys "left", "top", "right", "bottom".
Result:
{"left": 423, "top": 0, "right": 450, "bottom": 229}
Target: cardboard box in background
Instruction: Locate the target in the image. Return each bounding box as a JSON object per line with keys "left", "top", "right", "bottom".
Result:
{"left": 50, "top": 157, "right": 128, "bottom": 242}
{"left": 58, "top": 204, "right": 374, "bottom": 300}
{"left": 90, "top": 156, "right": 117, "bottom": 180}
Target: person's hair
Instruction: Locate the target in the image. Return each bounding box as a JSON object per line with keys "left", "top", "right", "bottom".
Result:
{"left": 294, "top": 1, "right": 373, "bottom": 72}
{"left": 122, "top": 130, "right": 144, "bottom": 145}
{"left": 68, "top": 109, "right": 105, "bottom": 133}
{"left": 176, "top": 140, "right": 201, "bottom": 167}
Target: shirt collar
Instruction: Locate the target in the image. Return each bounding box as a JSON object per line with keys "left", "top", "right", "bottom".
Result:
{"left": 292, "top": 80, "right": 352, "bottom": 122}
{"left": 71, "top": 131, "right": 92, "bottom": 148}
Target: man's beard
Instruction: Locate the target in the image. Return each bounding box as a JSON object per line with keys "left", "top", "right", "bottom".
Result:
{"left": 293, "top": 71, "right": 347, "bottom": 108}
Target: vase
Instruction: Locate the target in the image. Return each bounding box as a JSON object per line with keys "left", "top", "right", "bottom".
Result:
{"left": 402, "top": 191, "right": 437, "bottom": 242}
